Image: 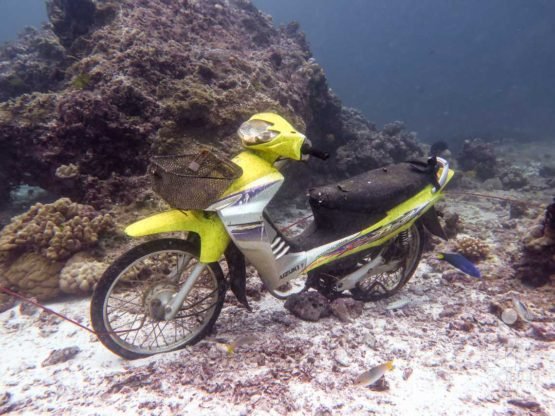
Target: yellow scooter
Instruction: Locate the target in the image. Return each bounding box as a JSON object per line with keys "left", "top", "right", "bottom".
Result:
{"left": 91, "top": 113, "right": 453, "bottom": 359}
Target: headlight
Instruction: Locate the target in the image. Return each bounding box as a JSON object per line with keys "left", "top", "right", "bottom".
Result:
{"left": 238, "top": 120, "right": 278, "bottom": 145}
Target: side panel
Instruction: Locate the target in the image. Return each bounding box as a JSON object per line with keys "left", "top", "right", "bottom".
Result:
{"left": 124, "top": 210, "right": 229, "bottom": 263}
{"left": 218, "top": 178, "right": 290, "bottom": 289}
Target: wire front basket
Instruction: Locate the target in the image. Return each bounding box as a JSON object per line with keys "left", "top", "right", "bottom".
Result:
{"left": 149, "top": 150, "right": 243, "bottom": 210}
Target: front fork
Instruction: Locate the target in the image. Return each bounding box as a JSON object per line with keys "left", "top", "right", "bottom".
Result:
{"left": 162, "top": 239, "right": 250, "bottom": 320}
{"left": 163, "top": 261, "right": 206, "bottom": 320}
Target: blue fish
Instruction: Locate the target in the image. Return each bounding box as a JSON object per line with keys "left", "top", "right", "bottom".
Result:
{"left": 437, "top": 252, "right": 481, "bottom": 278}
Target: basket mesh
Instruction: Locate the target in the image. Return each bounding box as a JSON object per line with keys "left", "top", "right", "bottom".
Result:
{"left": 149, "top": 150, "right": 243, "bottom": 210}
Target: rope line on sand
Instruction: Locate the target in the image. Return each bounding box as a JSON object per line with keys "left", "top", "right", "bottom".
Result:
{"left": 446, "top": 191, "right": 547, "bottom": 208}
{"left": 0, "top": 286, "right": 138, "bottom": 336}
{"left": 0, "top": 285, "right": 98, "bottom": 335}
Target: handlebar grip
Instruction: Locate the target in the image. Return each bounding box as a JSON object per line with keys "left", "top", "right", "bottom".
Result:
{"left": 301, "top": 143, "right": 329, "bottom": 160}
{"left": 309, "top": 148, "right": 330, "bottom": 160}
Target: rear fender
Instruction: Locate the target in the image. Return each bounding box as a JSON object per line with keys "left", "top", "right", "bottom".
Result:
{"left": 124, "top": 210, "right": 230, "bottom": 263}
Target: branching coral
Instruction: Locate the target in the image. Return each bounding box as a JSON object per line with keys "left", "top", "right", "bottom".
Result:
{"left": 0, "top": 197, "right": 114, "bottom": 261}
{"left": 454, "top": 237, "right": 490, "bottom": 262}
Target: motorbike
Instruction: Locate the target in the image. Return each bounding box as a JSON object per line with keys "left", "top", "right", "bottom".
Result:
{"left": 90, "top": 113, "right": 454, "bottom": 359}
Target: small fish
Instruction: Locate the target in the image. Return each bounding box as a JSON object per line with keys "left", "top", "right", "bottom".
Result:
{"left": 437, "top": 252, "right": 481, "bottom": 278}
{"left": 386, "top": 298, "right": 410, "bottom": 310}
{"left": 354, "top": 360, "right": 395, "bottom": 386}
{"left": 512, "top": 297, "right": 533, "bottom": 322}
{"left": 224, "top": 335, "right": 259, "bottom": 355}
{"left": 203, "top": 335, "right": 258, "bottom": 355}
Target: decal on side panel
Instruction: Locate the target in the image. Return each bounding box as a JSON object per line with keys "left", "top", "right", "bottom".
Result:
{"left": 307, "top": 202, "right": 429, "bottom": 270}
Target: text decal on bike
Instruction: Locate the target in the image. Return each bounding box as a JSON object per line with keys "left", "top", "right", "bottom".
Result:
{"left": 279, "top": 263, "right": 304, "bottom": 280}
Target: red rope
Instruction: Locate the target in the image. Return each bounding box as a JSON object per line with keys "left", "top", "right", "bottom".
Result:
{"left": 280, "top": 213, "right": 313, "bottom": 234}
{"left": 0, "top": 285, "right": 98, "bottom": 335}
{"left": 447, "top": 191, "right": 546, "bottom": 208}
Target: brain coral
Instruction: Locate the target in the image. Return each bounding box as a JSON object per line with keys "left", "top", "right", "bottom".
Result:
{"left": 2, "top": 252, "right": 64, "bottom": 300}
{"left": 59, "top": 254, "right": 107, "bottom": 295}
{"left": 0, "top": 197, "right": 114, "bottom": 261}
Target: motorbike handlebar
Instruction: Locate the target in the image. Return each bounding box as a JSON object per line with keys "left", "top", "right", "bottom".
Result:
{"left": 301, "top": 142, "right": 330, "bottom": 160}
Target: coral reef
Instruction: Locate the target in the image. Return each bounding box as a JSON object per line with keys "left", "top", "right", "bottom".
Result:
{"left": 539, "top": 164, "right": 555, "bottom": 178}
{"left": 457, "top": 138, "right": 497, "bottom": 180}
{"left": 59, "top": 253, "right": 106, "bottom": 294}
{"left": 453, "top": 236, "right": 490, "bottom": 262}
{"left": 499, "top": 169, "right": 528, "bottom": 190}
{"left": 1, "top": 253, "right": 64, "bottom": 300}
{"left": 46, "top": 0, "right": 117, "bottom": 48}
{"left": 0, "top": 27, "right": 66, "bottom": 102}
{"left": 515, "top": 200, "right": 555, "bottom": 287}
{"left": 333, "top": 109, "right": 423, "bottom": 177}
{"left": 442, "top": 210, "right": 463, "bottom": 239}
{"left": 0, "top": 198, "right": 113, "bottom": 305}
{"left": 0, "top": 198, "right": 114, "bottom": 261}
{"left": 0, "top": 0, "right": 424, "bottom": 207}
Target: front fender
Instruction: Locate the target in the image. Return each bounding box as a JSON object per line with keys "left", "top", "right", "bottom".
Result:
{"left": 125, "top": 210, "right": 230, "bottom": 263}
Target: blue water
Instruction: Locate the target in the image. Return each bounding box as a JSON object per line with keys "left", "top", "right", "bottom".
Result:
{"left": 0, "top": 0, "right": 47, "bottom": 42}
{"left": 254, "top": 0, "right": 555, "bottom": 142}
{"left": 1, "top": 0, "right": 555, "bottom": 142}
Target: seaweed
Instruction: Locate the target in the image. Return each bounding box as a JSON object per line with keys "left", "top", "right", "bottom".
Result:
{"left": 71, "top": 72, "right": 91, "bottom": 90}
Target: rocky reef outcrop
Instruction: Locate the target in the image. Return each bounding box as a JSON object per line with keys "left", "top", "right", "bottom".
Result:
{"left": 0, "top": 0, "right": 422, "bottom": 209}
{"left": 333, "top": 108, "right": 422, "bottom": 177}
{"left": 515, "top": 199, "right": 555, "bottom": 287}
{"left": 456, "top": 138, "right": 498, "bottom": 180}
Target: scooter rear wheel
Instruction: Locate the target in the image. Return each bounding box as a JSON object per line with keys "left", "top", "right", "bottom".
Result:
{"left": 90, "top": 239, "right": 225, "bottom": 359}
{"left": 350, "top": 224, "right": 423, "bottom": 301}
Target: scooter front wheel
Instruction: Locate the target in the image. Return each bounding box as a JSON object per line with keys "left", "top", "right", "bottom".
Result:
{"left": 90, "top": 238, "right": 226, "bottom": 359}
{"left": 350, "top": 224, "right": 423, "bottom": 301}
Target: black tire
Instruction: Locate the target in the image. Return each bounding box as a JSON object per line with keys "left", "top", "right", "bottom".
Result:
{"left": 350, "top": 224, "right": 423, "bottom": 301}
{"left": 91, "top": 239, "right": 226, "bottom": 360}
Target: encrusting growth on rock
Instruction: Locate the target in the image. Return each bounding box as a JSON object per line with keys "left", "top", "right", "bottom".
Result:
{"left": 55, "top": 163, "right": 80, "bottom": 179}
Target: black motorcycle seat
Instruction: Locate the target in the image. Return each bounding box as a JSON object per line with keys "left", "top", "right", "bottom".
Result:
{"left": 308, "top": 161, "right": 432, "bottom": 219}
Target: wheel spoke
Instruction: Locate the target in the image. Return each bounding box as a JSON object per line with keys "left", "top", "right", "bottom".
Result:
{"left": 351, "top": 226, "right": 422, "bottom": 301}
